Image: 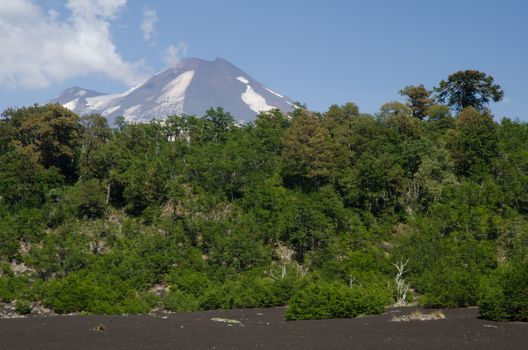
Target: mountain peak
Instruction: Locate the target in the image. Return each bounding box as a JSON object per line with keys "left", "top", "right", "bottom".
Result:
{"left": 51, "top": 57, "right": 294, "bottom": 124}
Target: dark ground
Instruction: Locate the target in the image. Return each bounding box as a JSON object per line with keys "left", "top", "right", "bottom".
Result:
{"left": 1, "top": 307, "right": 527, "bottom": 350}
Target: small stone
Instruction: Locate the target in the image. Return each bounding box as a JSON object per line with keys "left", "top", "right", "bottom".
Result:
{"left": 93, "top": 324, "right": 106, "bottom": 332}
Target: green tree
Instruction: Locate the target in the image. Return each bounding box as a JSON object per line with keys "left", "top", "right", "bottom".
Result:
{"left": 1, "top": 104, "right": 82, "bottom": 182}
{"left": 0, "top": 149, "right": 63, "bottom": 207}
{"left": 400, "top": 85, "right": 434, "bottom": 120}
{"left": 321, "top": 103, "right": 361, "bottom": 175}
{"left": 426, "top": 105, "right": 455, "bottom": 130}
{"left": 254, "top": 109, "right": 290, "bottom": 155}
{"left": 434, "top": 70, "right": 504, "bottom": 111}
{"left": 79, "top": 114, "right": 113, "bottom": 180}
{"left": 449, "top": 107, "right": 498, "bottom": 176}
{"left": 72, "top": 179, "right": 108, "bottom": 219}
{"left": 203, "top": 107, "right": 235, "bottom": 143}
{"left": 378, "top": 102, "right": 422, "bottom": 139}
{"left": 281, "top": 111, "right": 333, "bottom": 189}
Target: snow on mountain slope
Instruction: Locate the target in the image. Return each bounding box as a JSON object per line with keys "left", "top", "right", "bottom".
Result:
{"left": 50, "top": 58, "right": 294, "bottom": 124}
{"left": 241, "top": 85, "right": 274, "bottom": 113}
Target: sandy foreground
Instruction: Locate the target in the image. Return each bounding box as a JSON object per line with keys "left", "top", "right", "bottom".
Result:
{"left": 1, "top": 306, "right": 527, "bottom": 349}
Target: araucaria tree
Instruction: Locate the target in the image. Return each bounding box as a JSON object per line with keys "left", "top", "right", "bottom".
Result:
{"left": 434, "top": 70, "right": 504, "bottom": 111}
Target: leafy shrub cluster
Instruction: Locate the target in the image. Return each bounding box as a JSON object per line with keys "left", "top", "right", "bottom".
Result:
{"left": 479, "top": 260, "right": 528, "bottom": 321}
{"left": 43, "top": 272, "right": 155, "bottom": 314}
{"left": 285, "top": 282, "right": 391, "bottom": 320}
{"left": 15, "top": 300, "right": 32, "bottom": 315}
{"left": 163, "top": 268, "right": 308, "bottom": 312}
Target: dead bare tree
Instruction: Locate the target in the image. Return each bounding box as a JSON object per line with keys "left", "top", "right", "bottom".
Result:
{"left": 269, "top": 261, "right": 310, "bottom": 280}
{"left": 296, "top": 262, "right": 310, "bottom": 278}
{"left": 349, "top": 275, "right": 355, "bottom": 288}
{"left": 394, "top": 258, "right": 410, "bottom": 306}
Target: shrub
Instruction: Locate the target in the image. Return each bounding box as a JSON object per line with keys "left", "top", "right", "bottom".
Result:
{"left": 419, "top": 265, "right": 480, "bottom": 308}
{"left": 163, "top": 289, "right": 199, "bottom": 312}
{"left": 165, "top": 268, "right": 211, "bottom": 297}
{"left": 285, "top": 281, "right": 390, "bottom": 320}
{"left": 0, "top": 277, "right": 15, "bottom": 302}
{"left": 0, "top": 276, "right": 27, "bottom": 303}
{"left": 73, "top": 179, "right": 107, "bottom": 219}
{"left": 268, "top": 272, "right": 307, "bottom": 305}
{"left": 199, "top": 277, "right": 276, "bottom": 310}
{"left": 0, "top": 223, "right": 19, "bottom": 261}
{"left": 14, "top": 208, "right": 47, "bottom": 242}
{"left": 43, "top": 272, "right": 152, "bottom": 314}
{"left": 15, "top": 300, "right": 32, "bottom": 315}
{"left": 479, "top": 261, "right": 528, "bottom": 321}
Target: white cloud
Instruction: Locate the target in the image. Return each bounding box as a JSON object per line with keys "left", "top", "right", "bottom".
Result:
{"left": 141, "top": 7, "right": 157, "bottom": 42}
{"left": 162, "top": 42, "right": 188, "bottom": 68}
{"left": 66, "top": 0, "right": 127, "bottom": 19}
{"left": 0, "top": 0, "right": 148, "bottom": 89}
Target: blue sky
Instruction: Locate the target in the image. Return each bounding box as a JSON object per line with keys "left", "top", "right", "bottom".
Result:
{"left": 1, "top": 0, "right": 526, "bottom": 119}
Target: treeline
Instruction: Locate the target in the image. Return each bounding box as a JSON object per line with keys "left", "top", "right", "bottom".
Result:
{"left": 0, "top": 71, "right": 527, "bottom": 321}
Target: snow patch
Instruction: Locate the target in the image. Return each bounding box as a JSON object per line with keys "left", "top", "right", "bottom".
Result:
{"left": 63, "top": 98, "right": 79, "bottom": 111}
{"left": 156, "top": 70, "right": 194, "bottom": 109}
{"left": 85, "top": 84, "right": 141, "bottom": 112}
{"left": 76, "top": 90, "right": 87, "bottom": 97}
{"left": 103, "top": 105, "right": 120, "bottom": 116}
{"left": 264, "top": 87, "right": 284, "bottom": 98}
{"left": 123, "top": 105, "right": 143, "bottom": 122}
{"left": 122, "top": 84, "right": 142, "bottom": 96}
{"left": 236, "top": 76, "right": 249, "bottom": 84}
{"left": 86, "top": 94, "right": 119, "bottom": 111}
{"left": 241, "top": 85, "right": 274, "bottom": 113}
{"left": 124, "top": 105, "right": 141, "bottom": 116}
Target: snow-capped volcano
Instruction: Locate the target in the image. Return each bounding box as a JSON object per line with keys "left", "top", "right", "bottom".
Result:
{"left": 51, "top": 58, "right": 295, "bottom": 124}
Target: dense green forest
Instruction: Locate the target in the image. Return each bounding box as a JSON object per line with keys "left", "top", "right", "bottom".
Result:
{"left": 0, "top": 70, "right": 527, "bottom": 321}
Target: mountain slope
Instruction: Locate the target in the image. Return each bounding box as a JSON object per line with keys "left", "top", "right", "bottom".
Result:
{"left": 51, "top": 58, "right": 295, "bottom": 124}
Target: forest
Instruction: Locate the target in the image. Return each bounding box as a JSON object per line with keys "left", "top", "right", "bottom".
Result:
{"left": 0, "top": 70, "right": 527, "bottom": 321}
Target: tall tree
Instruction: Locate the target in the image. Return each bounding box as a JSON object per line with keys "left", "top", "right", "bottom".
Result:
{"left": 1, "top": 104, "right": 82, "bottom": 182}
{"left": 203, "top": 107, "right": 235, "bottom": 143}
{"left": 282, "top": 111, "right": 333, "bottom": 189}
{"left": 399, "top": 85, "right": 434, "bottom": 120}
{"left": 434, "top": 70, "right": 504, "bottom": 111}
{"left": 449, "top": 107, "right": 498, "bottom": 176}
{"left": 378, "top": 102, "right": 422, "bottom": 139}
{"left": 79, "top": 114, "right": 113, "bottom": 180}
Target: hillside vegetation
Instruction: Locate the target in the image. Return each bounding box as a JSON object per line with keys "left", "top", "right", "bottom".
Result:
{"left": 0, "top": 71, "right": 527, "bottom": 321}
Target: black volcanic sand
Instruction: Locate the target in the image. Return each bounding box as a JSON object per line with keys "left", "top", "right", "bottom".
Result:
{"left": 1, "top": 307, "right": 527, "bottom": 350}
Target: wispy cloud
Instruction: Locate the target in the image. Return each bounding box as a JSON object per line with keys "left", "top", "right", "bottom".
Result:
{"left": 141, "top": 6, "right": 157, "bottom": 42}
{"left": 162, "top": 42, "right": 188, "bottom": 68}
{"left": 0, "top": 0, "right": 148, "bottom": 89}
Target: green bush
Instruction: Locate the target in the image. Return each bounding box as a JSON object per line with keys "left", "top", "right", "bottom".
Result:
{"left": 199, "top": 276, "right": 276, "bottom": 310}
{"left": 15, "top": 300, "right": 32, "bottom": 315}
{"left": 479, "top": 261, "right": 528, "bottom": 321}
{"left": 0, "top": 277, "right": 15, "bottom": 302}
{"left": 163, "top": 289, "right": 200, "bottom": 312}
{"left": 268, "top": 273, "right": 307, "bottom": 305}
{"left": 43, "top": 272, "right": 152, "bottom": 314}
{"left": 14, "top": 208, "right": 46, "bottom": 242}
{"left": 420, "top": 265, "right": 480, "bottom": 308}
{"left": 0, "top": 223, "right": 19, "bottom": 261}
{"left": 72, "top": 179, "right": 107, "bottom": 219}
{"left": 166, "top": 268, "right": 211, "bottom": 297}
{"left": 0, "top": 276, "right": 24, "bottom": 303}
{"left": 285, "top": 281, "right": 390, "bottom": 320}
